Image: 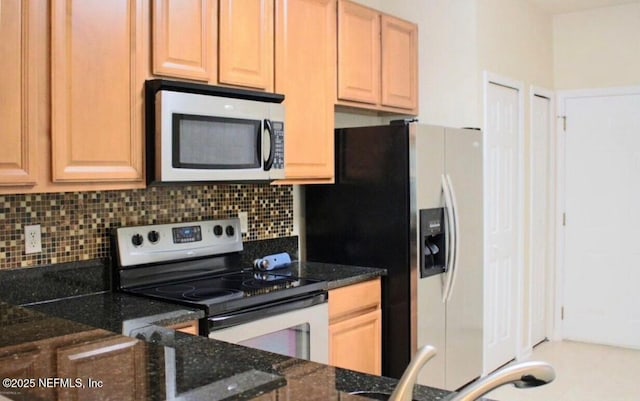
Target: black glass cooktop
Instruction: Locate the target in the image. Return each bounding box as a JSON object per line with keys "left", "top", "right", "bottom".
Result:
{"left": 125, "top": 270, "right": 327, "bottom": 315}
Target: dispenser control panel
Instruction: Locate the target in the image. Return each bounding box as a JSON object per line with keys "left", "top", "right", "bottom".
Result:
{"left": 419, "top": 208, "right": 446, "bottom": 278}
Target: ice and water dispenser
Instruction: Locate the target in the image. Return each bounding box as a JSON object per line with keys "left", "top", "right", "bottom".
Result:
{"left": 419, "top": 208, "right": 446, "bottom": 278}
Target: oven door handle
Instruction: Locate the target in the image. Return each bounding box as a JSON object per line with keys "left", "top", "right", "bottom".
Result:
{"left": 209, "top": 291, "right": 327, "bottom": 330}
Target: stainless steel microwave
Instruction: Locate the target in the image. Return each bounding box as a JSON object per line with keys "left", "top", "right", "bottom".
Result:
{"left": 145, "top": 80, "right": 285, "bottom": 184}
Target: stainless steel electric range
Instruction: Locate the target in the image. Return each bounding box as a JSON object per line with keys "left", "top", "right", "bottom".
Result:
{"left": 112, "top": 218, "right": 329, "bottom": 363}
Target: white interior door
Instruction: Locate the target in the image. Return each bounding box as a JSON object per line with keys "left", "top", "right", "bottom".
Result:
{"left": 484, "top": 79, "right": 521, "bottom": 373}
{"left": 562, "top": 90, "right": 640, "bottom": 348}
{"left": 531, "top": 93, "right": 552, "bottom": 346}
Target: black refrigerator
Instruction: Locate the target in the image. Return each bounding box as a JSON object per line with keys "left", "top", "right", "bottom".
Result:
{"left": 305, "top": 121, "right": 484, "bottom": 386}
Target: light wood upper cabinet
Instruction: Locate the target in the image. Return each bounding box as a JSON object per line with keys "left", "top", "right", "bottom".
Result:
{"left": 51, "top": 0, "right": 147, "bottom": 183}
{"left": 328, "top": 278, "right": 382, "bottom": 375}
{"left": 0, "top": 0, "right": 38, "bottom": 186}
{"left": 337, "top": 0, "right": 418, "bottom": 114}
{"left": 153, "top": 0, "right": 216, "bottom": 81}
{"left": 381, "top": 14, "right": 418, "bottom": 111}
{"left": 337, "top": 0, "right": 380, "bottom": 105}
{"left": 275, "top": 0, "right": 336, "bottom": 182}
{"left": 219, "top": 0, "right": 274, "bottom": 91}
{"left": 152, "top": 0, "right": 274, "bottom": 91}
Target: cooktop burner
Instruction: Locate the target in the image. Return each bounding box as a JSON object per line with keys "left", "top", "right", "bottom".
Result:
{"left": 185, "top": 288, "right": 244, "bottom": 302}
{"left": 126, "top": 269, "right": 325, "bottom": 313}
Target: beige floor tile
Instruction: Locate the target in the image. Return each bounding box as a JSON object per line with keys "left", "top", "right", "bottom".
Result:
{"left": 485, "top": 340, "right": 640, "bottom": 401}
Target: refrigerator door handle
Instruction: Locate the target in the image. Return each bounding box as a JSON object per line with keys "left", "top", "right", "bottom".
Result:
{"left": 445, "top": 174, "right": 460, "bottom": 302}
{"left": 441, "top": 174, "right": 457, "bottom": 302}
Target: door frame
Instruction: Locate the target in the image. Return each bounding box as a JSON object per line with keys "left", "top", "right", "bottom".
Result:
{"left": 482, "top": 71, "right": 526, "bottom": 372}
{"left": 528, "top": 86, "right": 555, "bottom": 350}
{"left": 554, "top": 85, "right": 640, "bottom": 341}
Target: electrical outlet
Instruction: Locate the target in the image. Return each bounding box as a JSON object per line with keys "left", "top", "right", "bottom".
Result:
{"left": 24, "top": 224, "right": 42, "bottom": 254}
{"left": 238, "top": 212, "right": 249, "bottom": 234}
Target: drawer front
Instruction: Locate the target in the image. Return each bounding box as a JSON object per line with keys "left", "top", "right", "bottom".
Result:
{"left": 329, "top": 278, "right": 381, "bottom": 322}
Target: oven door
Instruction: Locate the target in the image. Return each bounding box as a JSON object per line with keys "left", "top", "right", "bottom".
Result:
{"left": 207, "top": 294, "right": 328, "bottom": 364}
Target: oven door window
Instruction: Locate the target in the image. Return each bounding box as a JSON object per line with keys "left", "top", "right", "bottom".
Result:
{"left": 172, "top": 114, "right": 261, "bottom": 169}
{"left": 237, "top": 323, "right": 310, "bottom": 360}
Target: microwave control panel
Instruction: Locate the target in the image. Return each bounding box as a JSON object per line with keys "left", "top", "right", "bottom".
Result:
{"left": 272, "top": 121, "right": 285, "bottom": 170}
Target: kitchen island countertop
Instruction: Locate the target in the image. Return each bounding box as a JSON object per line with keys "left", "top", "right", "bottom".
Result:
{"left": 0, "top": 260, "right": 464, "bottom": 401}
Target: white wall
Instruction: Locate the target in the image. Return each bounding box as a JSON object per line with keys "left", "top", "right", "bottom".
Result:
{"left": 554, "top": 3, "right": 640, "bottom": 90}
{"left": 417, "top": 0, "right": 479, "bottom": 128}
{"left": 477, "top": 0, "right": 554, "bottom": 91}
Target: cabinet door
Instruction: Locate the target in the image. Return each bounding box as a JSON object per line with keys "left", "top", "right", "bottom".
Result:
{"left": 219, "top": 0, "right": 274, "bottom": 91}
{"left": 380, "top": 14, "right": 418, "bottom": 111}
{"left": 329, "top": 309, "right": 382, "bottom": 375}
{"left": 0, "top": 0, "right": 38, "bottom": 186}
{"left": 329, "top": 279, "right": 382, "bottom": 375}
{"left": 0, "top": 345, "right": 51, "bottom": 400}
{"left": 337, "top": 0, "right": 380, "bottom": 105}
{"left": 153, "top": 0, "right": 216, "bottom": 81}
{"left": 51, "top": 0, "right": 147, "bottom": 183}
{"left": 166, "top": 320, "right": 199, "bottom": 335}
{"left": 275, "top": 0, "right": 336, "bottom": 182}
{"left": 57, "top": 336, "right": 147, "bottom": 401}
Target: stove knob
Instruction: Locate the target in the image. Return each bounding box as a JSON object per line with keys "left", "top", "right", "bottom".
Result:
{"left": 225, "top": 225, "right": 235, "bottom": 237}
{"left": 148, "top": 230, "right": 160, "bottom": 244}
{"left": 131, "top": 233, "right": 144, "bottom": 247}
{"left": 214, "top": 225, "right": 223, "bottom": 236}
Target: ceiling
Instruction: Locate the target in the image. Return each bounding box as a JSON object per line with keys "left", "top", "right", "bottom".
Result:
{"left": 528, "top": 0, "right": 640, "bottom": 14}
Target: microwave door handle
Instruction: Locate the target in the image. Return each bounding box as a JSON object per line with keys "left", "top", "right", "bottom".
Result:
{"left": 263, "top": 119, "right": 275, "bottom": 171}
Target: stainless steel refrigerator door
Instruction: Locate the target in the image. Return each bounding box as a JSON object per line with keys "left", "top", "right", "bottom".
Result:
{"left": 415, "top": 125, "right": 483, "bottom": 391}
{"left": 415, "top": 125, "right": 447, "bottom": 389}
{"left": 444, "top": 127, "right": 484, "bottom": 390}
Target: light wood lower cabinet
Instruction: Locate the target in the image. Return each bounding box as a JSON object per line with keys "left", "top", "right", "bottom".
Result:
{"left": 57, "top": 335, "right": 147, "bottom": 401}
{"left": 328, "top": 278, "right": 382, "bottom": 375}
{"left": 0, "top": 320, "right": 144, "bottom": 401}
{"left": 0, "top": 344, "right": 50, "bottom": 400}
{"left": 166, "top": 319, "right": 199, "bottom": 335}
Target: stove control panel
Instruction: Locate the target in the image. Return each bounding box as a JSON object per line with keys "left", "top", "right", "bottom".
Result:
{"left": 115, "top": 218, "right": 243, "bottom": 267}
{"left": 172, "top": 225, "right": 202, "bottom": 243}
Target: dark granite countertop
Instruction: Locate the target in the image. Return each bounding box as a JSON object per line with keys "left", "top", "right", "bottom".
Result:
{"left": 278, "top": 261, "right": 387, "bottom": 290}
{"left": 0, "top": 300, "right": 451, "bottom": 401}
{"left": 13, "top": 261, "right": 385, "bottom": 335}
{"left": 25, "top": 292, "right": 205, "bottom": 334}
{"left": 0, "top": 257, "right": 463, "bottom": 401}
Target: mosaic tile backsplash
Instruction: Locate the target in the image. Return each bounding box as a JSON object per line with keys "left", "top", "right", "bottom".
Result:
{"left": 0, "top": 184, "right": 293, "bottom": 270}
